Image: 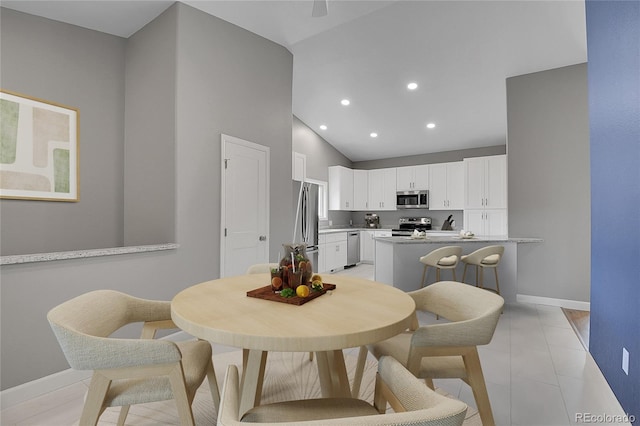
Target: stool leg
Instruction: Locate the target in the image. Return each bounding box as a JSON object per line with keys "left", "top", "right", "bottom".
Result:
{"left": 420, "top": 265, "right": 428, "bottom": 288}
{"left": 479, "top": 266, "right": 484, "bottom": 289}
{"left": 475, "top": 266, "right": 479, "bottom": 287}
{"left": 494, "top": 267, "right": 500, "bottom": 295}
{"left": 452, "top": 268, "right": 457, "bottom": 282}
{"left": 462, "top": 264, "right": 468, "bottom": 283}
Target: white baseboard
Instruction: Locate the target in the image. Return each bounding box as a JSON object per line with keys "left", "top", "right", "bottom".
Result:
{"left": 516, "top": 294, "right": 590, "bottom": 311}
{"left": 1, "top": 331, "right": 192, "bottom": 409}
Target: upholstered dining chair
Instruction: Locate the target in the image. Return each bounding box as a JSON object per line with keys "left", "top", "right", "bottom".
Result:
{"left": 217, "top": 355, "right": 468, "bottom": 426}
{"left": 419, "top": 246, "right": 463, "bottom": 287}
{"left": 246, "top": 263, "right": 279, "bottom": 274}
{"left": 47, "top": 290, "right": 219, "bottom": 426}
{"left": 361, "top": 281, "right": 504, "bottom": 426}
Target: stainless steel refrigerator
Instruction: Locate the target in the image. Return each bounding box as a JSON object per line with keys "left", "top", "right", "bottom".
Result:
{"left": 293, "top": 181, "right": 319, "bottom": 270}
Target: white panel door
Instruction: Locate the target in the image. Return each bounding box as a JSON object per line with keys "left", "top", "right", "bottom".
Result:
{"left": 221, "top": 134, "right": 269, "bottom": 277}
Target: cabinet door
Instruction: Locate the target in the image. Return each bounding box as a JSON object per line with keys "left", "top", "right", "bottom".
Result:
{"left": 485, "top": 155, "right": 507, "bottom": 208}
{"left": 413, "top": 164, "right": 430, "bottom": 190}
{"left": 381, "top": 168, "right": 397, "bottom": 210}
{"left": 361, "top": 230, "right": 375, "bottom": 263}
{"left": 465, "top": 157, "right": 485, "bottom": 209}
{"left": 368, "top": 169, "right": 384, "bottom": 209}
{"left": 464, "top": 209, "right": 485, "bottom": 235}
{"left": 292, "top": 151, "right": 306, "bottom": 182}
{"left": 396, "top": 166, "right": 414, "bottom": 191}
{"left": 447, "top": 162, "right": 464, "bottom": 209}
{"left": 317, "top": 243, "right": 326, "bottom": 273}
{"left": 328, "top": 166, "right": 353, "bottom": 210}
{"left": 485, "top": 209, "right": 508, "bottom": 236}
{"left": 353, "top": 170, "right": 369, "bottom": 210}
{"left": 429, "top": 163, "right": 448, "bottom": 210}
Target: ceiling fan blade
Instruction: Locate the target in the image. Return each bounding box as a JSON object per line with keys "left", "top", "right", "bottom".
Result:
{"left": 312, "top": 0, "right": 328, "bottom": 17}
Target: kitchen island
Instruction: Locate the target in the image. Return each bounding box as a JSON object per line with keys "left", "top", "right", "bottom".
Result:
{"left": 374, "top": 235, "right": 542, "bottom": 302}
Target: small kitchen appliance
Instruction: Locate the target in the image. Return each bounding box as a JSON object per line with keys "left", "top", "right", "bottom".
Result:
{"left": 365, "top": 213, "right": 380, "bottom": 228}
{"left": 392, "top": 217, "right": 432, "bottom": 236}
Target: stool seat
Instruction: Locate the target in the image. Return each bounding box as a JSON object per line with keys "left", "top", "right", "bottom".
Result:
{"left": 419, "top": 246, "right": 462, "bottom": 287}
{"left": 461, "top": 245, "right": 505, "bottom": 294}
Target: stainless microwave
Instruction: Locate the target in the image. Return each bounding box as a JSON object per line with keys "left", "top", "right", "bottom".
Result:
{"left": 396, "top": 190, "right": 429, "bottom": 209}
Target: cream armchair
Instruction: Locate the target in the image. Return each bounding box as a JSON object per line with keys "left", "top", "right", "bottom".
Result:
{"left": 217, "top": 355, "right": 468, "bottom": 426}
{"left": 364, "top": 281, "right": 504, "bottom": 426}
{"left": 47, "top": 290, "right": 219, "bottom": 426}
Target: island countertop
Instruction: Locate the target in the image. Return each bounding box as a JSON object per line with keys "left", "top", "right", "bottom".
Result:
{"left": 375, "top": 236, "right": 543, "bottom": 244}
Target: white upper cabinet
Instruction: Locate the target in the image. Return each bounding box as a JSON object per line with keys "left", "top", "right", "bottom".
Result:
{"left": 328, "top": 166, "right": 353, "bottom": 210}
{"left": 464, "top": 155, "right": 507, "bottom": 209}
{"left": 368, "top": 168, "right": 397, "bottom": 210}
{"left": 429, "top": 162, "right": 464, "bottom": 210}
{"left": 396, "top": 165, "right": 429, "bottom": 191}
{"left": 353, "top": 169, "right": 369, "bottom": 210}
{"left": 292, "top": 151, "right": 307, "bottom": 182}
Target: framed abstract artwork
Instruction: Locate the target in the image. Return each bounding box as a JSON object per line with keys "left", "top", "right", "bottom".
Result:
{"left": 0, "top": 90, "right": 79, "bottom": 201}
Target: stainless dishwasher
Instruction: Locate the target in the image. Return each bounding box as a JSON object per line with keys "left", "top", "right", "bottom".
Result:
{"left": 347, "top": 231, "right": 360, "bottom": 266}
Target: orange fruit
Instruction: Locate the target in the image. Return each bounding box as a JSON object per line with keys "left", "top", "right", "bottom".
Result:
{"left": 271, "top": 276, "right": 283, "bottom": 289}
{"left": 311, "top": 274, "right": 322, "bottom": 283}
{"left": 296, "top": 285, "right": 310, "bottom": 298}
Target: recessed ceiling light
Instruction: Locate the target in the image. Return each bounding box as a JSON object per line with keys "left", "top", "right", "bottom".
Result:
{"left": 407, "top": 82, "right": 418, "bottom": 90}
{"left": 341, "top": 99, "right": 350, "bottom": 106}
{"left": 370, "top": 132, "right": 378, "bottom": 138}
{"left": 426, "top": 123, "right": 436, "bottom": 129}
{"left": 319, "top": 124, "right": 327, "bottom": 130}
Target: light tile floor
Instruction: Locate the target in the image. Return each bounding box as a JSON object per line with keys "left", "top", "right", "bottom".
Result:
{"left": 1, "top": 264, "right": 631, "bottom": 425}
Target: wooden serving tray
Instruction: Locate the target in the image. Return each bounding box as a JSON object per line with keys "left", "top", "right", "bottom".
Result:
{"left": 247, "top": 283, "right": 336, "bottom": 306}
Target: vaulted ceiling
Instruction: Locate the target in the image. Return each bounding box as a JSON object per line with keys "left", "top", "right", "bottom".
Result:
{"left": 2, "top": 1, "right": 587, "bottom": 161}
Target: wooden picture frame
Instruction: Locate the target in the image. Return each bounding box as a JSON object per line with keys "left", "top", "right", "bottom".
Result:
{"left": 0, "top": 90, "right": 79, "bottom": 201}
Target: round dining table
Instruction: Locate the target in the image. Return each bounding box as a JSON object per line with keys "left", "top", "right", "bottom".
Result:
{"left": 171, "top": 273, "right": 415, "bottom": 416}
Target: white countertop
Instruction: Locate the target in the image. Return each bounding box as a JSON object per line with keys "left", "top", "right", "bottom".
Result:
{"left": 319, "top": 228, "right": 392, "bottom": 234}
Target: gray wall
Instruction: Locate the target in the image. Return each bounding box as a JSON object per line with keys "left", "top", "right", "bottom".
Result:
{"left": 507, "top": 63, "right": 590, "bottom": 302}
{"left": 0, "top": 3, "right": 294, "bottom": 390}
{"left": 352, "top": 145, "right": 506, "bottom": 169}
{"left": 292, "top": 115, "right": 352, "bottom": 227}
{"left": 0, "top": 8, "right": 126, "bottom": 254}
{"left": 123, "top": 7, "right": 176, "bottom": 246}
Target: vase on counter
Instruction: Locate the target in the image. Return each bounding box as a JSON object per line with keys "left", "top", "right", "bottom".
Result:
{"left": 279, "top": 243, "right": 313, "bottom": 289}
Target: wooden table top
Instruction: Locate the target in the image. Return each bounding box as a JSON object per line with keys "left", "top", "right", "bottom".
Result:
{"left": 171, "top": 274, "right": 415, "bottom": 352}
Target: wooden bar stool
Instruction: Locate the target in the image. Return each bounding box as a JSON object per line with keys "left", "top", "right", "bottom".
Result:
{"left": 461, "top": 245, "right": 504, "bottom": 294}
{"left": 419, "top": 246, "right": 462, "bottom": 287}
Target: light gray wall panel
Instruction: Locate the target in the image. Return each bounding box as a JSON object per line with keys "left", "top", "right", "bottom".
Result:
{"left": 0, "top": 4, "right": 293, "bottom": 390}
{"left": 507, "top": 63, "right": 590, "bottom": 302}
{"left": 123, "top": 7, "right": 176, "bottom": 246}
{"left": 0, "top": 8, "right": 126, "bottom": 255}
{"left": 175, "top": 4, "right": 293, "bottom": 268}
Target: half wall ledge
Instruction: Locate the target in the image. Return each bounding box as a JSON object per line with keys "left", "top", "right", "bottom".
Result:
{"left": 0, "top": 243, "right": 179, "bottom": 265}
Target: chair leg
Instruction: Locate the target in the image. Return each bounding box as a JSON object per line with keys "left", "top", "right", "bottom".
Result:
{"left": 117, "top": 406, "right": 130, "bottom": 426}
{"left": 420, "top": 265, "right": 428, "bottom": 287}
{"left": 494, "top": 267, "right": 500, "bottom": 295}
{"left": 462, "top": 264, "right": 468, "bottom": 283}
{"left": 436, "top": 267, "right": 441, "bottom": 282}
{"left": 351, "top": 346, "right": 368, "bottom": 398}
{"left": 309, "top": 352, "right": 314, "bottom": 361}
{"left": 475, "top": 265, "right": 480, "bottom": 287}
{"left": 168, "top": 363, "right": 196, "bottom": 426}
{"left": 463, "top": 349, "right": 495, "bottom": 426}
{"left": 80, "top": 372, "right": 111, "bottom": 426}
{"left": 424, "top": 377, "right": 435, "bottom": 390}
{"left": 452, "top": 268, "right": 457, "bottom": 282}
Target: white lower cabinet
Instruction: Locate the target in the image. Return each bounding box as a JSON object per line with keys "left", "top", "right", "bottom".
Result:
{"left": 361, "top": 230, "right": 375, "bottom": 263}
{"left": 464, "top": 209, "right": 507, "bottom": 236}
{"left": 318, "top": 232, "right": 348, "bottom": 272}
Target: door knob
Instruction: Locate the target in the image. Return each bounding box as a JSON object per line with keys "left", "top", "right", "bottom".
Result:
{"left": 259, "top": 235, "right": 267, "bottom": 241}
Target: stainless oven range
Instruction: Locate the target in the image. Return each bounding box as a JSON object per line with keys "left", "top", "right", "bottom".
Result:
{"left": 391, "top": 217, "right": 432, "bottom": 236}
